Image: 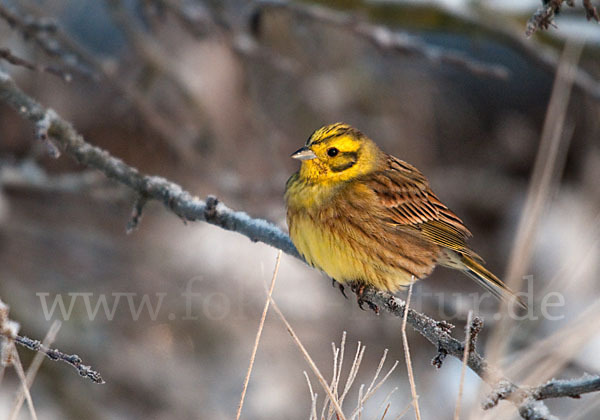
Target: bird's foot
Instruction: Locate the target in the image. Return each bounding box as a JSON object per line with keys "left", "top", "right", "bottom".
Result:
{"left": 331, "top": 279, "right": 348, "bottom": 299}
{"left": 350, "top": 282, "right": 379, "bottom": 314}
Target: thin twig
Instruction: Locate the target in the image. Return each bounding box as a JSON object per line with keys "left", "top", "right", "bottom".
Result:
{"left": 235, "top": 250, "right": 282, "bottom": 420}
{"left": 394, "top": 401, "right": 414, "bottom": 420}
{"left": 401, "top": 284, "right": 421, "bottom": 420}
{"left": 9, "top": 334, "right": 104, "bottom": 384}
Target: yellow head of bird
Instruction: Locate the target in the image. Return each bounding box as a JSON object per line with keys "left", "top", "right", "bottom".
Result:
{"left": 291, "top": 123, "right": 383, "bottom": 183}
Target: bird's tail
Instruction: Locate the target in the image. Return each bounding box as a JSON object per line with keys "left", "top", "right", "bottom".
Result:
{"left": 444, "top": 252, "right": 527, "bottom": 310}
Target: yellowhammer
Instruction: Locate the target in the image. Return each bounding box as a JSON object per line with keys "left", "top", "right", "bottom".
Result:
{"left": 285, "top": 123, "right": 525, "bottom": 310}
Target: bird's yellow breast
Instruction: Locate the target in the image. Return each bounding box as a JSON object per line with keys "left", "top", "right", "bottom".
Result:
{"left": 290, "top": 212, "right": 362, "bottom": 282}
{"left": 285, "top": 178, "right": 419, "bottom": 291}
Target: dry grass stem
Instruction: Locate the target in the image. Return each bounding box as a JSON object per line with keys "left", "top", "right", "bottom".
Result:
{"left": 321, "top": 333, "right": 345, "bottom": 420}
{"left": 235, "top": 250, "right": 282, "bottom": 420}
{"left": 508, "top": 299, "right": 600, "bottom": 378}
{"left": 380, "top": 403, "right": 390, "bottom": 420}
{"left": 10, "top": 346, "right": 38, "bottom": 420}
{"left": 269, "top": 297, "right": 347, "bottom": 420}
{"left": 401, "top": 283, "right": 421, "bottom": 420}
{"left": 454, "top": 311, "right": 473, "bottom": 420}
{"left": 9, "top": 320, "right": 62, "bottom": 420}
{"left": 394, "top": 401, "right": 414, "bottom": 420}
{"left": 504, "top": 38, "right": 583, "bottom": 298}
{"left": 338, "top": 342, "right": 365, "bottom": 418}
{"left": 483, "top": 40, "right": 584, "bottom": 384}
{"left": 377, "top": 387, "right": 399, "bottom": 418}
{"left": 305, "top": 371, "right": 319, "bottom": 420}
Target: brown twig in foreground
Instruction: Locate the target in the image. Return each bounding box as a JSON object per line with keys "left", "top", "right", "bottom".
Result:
{"left": 1, "top": 69, "right": 600, "bottom": 419}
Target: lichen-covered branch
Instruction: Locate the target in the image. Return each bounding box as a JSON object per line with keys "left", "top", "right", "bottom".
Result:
{"left": 1, "top": 69, "right": 599, "bottom": 419}
{"left": 531, "top": 374, "right": 600, "bottom": 400}
{"left": 0, "top": 69, "right": 300, "bottom": 259}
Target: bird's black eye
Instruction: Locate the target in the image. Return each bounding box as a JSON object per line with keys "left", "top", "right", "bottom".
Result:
{"left": 327, "top": 147, "right": 339, "bottom": 157}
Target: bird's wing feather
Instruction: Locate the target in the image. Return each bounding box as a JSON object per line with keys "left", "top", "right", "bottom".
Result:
{"left": 364, "top": 156, "right": 483, "bottom": 261}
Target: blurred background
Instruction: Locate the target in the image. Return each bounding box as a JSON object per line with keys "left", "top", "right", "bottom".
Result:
{"left": 0, "top": 0, "right": 599, "bottom": 419}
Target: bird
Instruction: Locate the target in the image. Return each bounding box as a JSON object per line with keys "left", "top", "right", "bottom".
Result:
{"left": 284, "top": 122, "right": 525, "bottom": 311}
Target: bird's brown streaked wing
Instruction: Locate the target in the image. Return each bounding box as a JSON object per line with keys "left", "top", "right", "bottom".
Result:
{"left": 366, "top": 156, "right": 483, "bottom": 260}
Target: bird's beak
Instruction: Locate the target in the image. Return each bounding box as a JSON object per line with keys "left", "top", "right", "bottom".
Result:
{"left": 291, "top": 146, "right": 317, "bottom": 161}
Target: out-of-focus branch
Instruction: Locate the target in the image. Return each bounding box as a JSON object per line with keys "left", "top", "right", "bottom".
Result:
{"left": 0, "top": 160, "right": 113, "bottom": 194}
{"left": 0, "top": 4, "right": 93, "bottom": 78}
{"left": 251, "top": 0, "right": 510, "bottom": 79}
{"left": 2, "top": 69, "right": 600, "bottom": 420}
{"left": 4, "top": 0, "right": 203, "bottom": 159}
{"left": 0, "top": 299, "right": 103, "bottom": 384}
{"left": 144, "top": 0, "right": 227, "bottom": 37}
{"left": 357, "top": 1, "right": 600, "bottom": 102}
{"left": 526, "top": 0, "right": 600, "bottom": 37}
{"left": 104, "top": 0, "right": 211, "bottom": 145}
{"left": 0, "top": 47, "right": 70, "bottom": 80}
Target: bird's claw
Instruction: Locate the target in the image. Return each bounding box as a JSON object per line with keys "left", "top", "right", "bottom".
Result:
{"left": 351, "top": 282, "right": 379, "bottom": 314}
{"left": 331, "top": 279, "right": 348, "bottom": 299}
